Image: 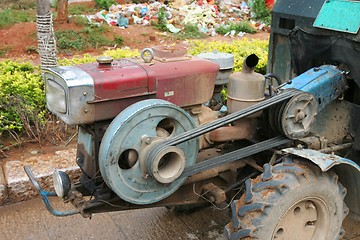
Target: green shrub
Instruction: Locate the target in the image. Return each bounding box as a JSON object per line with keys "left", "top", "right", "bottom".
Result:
{"left": 56, "top": 30, "right": 86, "bottom": 51}
{"left": 189, "top": 39, "right": 269, "bottom": 74}
{"left": 175, "top": 24, "right": 206, "bottom": 40}
{"left": 55, "top": 25, "right": 114, "bottom": 51}
{"left": 113, "top": 36, "right": 124, "bottom": 46}
{"left": 0, "top": 9, "right": 36, "bottom": 28}
{"left": 0, "top": 60, "right": 44, "bottom": 137}
{"left": 155, "top": 7, "right": 167, "bottom": 32}
{"left": 251, "top": 0, "right": 271, "bottom": 25}
{"left": 94, "top": 0, "right": 116, "bottom": 10}
{"left": 72, "top": 15, "right": 89, "bottom": 26}
{"left": 216, "top": 21, "right": 256, "bottom": 35}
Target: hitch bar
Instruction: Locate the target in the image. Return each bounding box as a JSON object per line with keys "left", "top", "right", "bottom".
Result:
{"left": 23, "top": 165, "right": 80, "bottom": 217}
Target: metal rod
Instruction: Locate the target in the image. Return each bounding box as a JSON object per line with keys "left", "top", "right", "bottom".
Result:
{"left": 320, "top": 143, "right": 353, "bottom": 153}
{"left": 24, "top": 165, "right": 80, "bottom": 216}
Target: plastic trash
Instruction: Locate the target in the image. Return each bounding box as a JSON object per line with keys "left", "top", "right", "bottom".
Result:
{"left": 117, "top": 15, "right": 129, "bottom": 28}
{"left": 166, "top": 24, "right": 181, "bottom": 33}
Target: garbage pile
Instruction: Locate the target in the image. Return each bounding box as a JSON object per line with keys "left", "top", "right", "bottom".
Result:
{"left": 81, "top": 0, "right": 268, "bottom": 36}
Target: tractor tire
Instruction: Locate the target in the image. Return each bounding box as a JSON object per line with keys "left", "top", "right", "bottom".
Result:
{"left": 224, "top": 157, "right": 349, "bottom": 240}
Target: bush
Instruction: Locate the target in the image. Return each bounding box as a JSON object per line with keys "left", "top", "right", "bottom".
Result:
{"left": 175, "top": 24, "right": 206, "bottom": 40}
{"left": 0, "top": 60, "right": 45, "bottom": 139}
{"left": 94, "top": 0, "right": 116, "bottom": 10}
{"left": 216, "top": 21, "right": 256, "bottom": 35}
{"left": 56, "top": 30, "right": 86, "bottom": 50}
{"left": 113, "top": 36, "right": 124, "bottom": 46}
{"left": 189, "top": 39, "right": 269, "bottom": 74}
{"left": 55, "top": 25, "right": 114, "bottom": 51}
{"left": 154, "top": 7, "right": 168, "bottom": 32}
{"left": 251, "top": 0, "right": 271, "bottom": 25}
{"left": 72, "top": 15, "right": 89, "bottom": 26}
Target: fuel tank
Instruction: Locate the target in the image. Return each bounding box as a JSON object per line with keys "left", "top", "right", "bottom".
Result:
{"left": 44, "top": 56, "right": 219, "bottom": 125}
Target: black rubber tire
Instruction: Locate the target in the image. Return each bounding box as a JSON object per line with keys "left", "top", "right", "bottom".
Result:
{"left": 224, "top": 157, "right": 349, "bottom": 240}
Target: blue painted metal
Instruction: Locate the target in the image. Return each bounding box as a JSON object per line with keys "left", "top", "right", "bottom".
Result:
{"left": 24, "top": 165, "right": 80, "bottom": 216}
{"left": 282, "top": 65, "right": 347, "bottom": 112}
{"left": 281, "top": 148, "right": 360, "bottom": 172}
{"left": 99, "top": 99, "right": 198, "bottom": 205}
{"left": 313, "top": 0, "right": 360, "bottom": 34}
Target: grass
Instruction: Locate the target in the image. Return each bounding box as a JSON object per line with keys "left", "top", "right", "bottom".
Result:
{"left": 0, "top": 47, "right": 11, "bottom": 57}
{"left": 0, "top": 0, "right": 36, "bottom": 10}
{"left": 68, "top": 4, "right": 94, "bottom": 15}
{"left": 175, "top": 24, "right": 206, "bottom": 40}
{"left": 113, "top": 36, "right": 124, "bottom": 46}
{"left": 55, "top": 25, "right": 116, "bottom": 51}
{"left": 216, "top": 21, "right": 256, "bottom": 35}
{"left": 0, "top": 9, "right": 36, "bottom": 28}
{"left": 71, "top": 15, "right": 89, "bottom": 26}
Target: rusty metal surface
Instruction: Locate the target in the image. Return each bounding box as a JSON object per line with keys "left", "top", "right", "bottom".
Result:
{"left": 0, "top": 197, "right": 359, "bottom": 240}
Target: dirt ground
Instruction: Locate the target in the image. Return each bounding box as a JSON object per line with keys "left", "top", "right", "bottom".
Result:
{"left": 0, "top": 21, "right": 269, "bottom": 63}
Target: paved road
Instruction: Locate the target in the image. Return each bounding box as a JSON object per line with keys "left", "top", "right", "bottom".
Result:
{"left": 0, "top": 198, "right": 359, "bottom": 240}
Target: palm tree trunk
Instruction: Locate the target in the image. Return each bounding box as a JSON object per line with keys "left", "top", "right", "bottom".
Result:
{"left": 36, "top": 0, "right": 58, "bottom": 70}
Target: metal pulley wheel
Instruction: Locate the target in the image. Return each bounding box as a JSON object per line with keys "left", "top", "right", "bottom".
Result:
{"left": 281, "top": 92, "right": 318, "bottom": 139}
{"left": 99, "top": 99, "right": 198, "bottom": 205}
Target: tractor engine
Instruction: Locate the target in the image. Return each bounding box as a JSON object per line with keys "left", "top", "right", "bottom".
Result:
{"left": 23, "top": 1, "right": 360, "bottom": 238}
{"left": 41, "top": 43, "right": 347, "bottom": 209}
{"left": 43, "top": 46, "right": 268, "bottom": 205}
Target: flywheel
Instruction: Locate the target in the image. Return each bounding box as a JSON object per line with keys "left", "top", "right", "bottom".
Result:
{"left": 99, "top": 99, "right": 198, "bottom": 205}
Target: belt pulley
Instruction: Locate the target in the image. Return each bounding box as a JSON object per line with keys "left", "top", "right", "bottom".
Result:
{"left": 147, "top": 89, "right": 302, "bottom": 177}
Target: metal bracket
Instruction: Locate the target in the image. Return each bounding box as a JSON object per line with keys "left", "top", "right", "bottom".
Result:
{"left": 281, "top": 148, "right": 360, "bottom": 172}
{"left": 24, "top": 165, "right": 80, "bottom": 217}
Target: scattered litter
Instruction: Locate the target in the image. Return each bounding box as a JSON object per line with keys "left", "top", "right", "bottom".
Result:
{"left": 117, "top": 15, "right": 129, "bottom": 28}
{"left": 166, "top": 24, "right": 181, "bottom": 33}
{"left": 78, "top": 0, "right": 269, "bottom": 35}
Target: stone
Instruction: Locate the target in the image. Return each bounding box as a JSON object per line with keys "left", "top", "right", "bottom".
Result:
{"left": 0, "top": 167, "right": 8, "bottom": 205}
{"left": 3, "top": 148, "right": 80, "bottom": 205}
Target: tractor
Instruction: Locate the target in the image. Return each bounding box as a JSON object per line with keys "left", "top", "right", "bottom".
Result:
{"left": 25, "top": 0, "right": 360, "bottom": 239}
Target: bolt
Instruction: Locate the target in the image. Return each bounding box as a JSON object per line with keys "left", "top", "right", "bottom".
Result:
{"left": 305, "top": 201, "right": 315, "bottom": 209}
{"left": 209, "top": 196, "right": 216, "bottom": 203}
{"left": 83, "top": 92, "right": 87, "bottom": 96}
{"left": 84, "top": 109, "right": 88, "bottom": 113}
{"left": 145, "top": 137, "right": 151, "bottom": 145}
{"left": 314, "top": 67, "right": 320, "bottom": 72}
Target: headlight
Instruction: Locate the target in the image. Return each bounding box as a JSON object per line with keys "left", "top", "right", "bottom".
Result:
{"left": 46, "top": 80, "right": 67, "bottom": 114}
{"left": 53, "top": 169, "right": 71, "bottom": 198}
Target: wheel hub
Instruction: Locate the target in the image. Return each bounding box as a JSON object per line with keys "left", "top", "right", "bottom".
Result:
{"left": 273, "top": 197, "right": 330, "bottom": 240}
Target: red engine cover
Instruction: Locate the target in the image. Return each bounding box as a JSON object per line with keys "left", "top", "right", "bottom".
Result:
{"left": 77, "top": 57, "right": 219, "bottom": 121}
